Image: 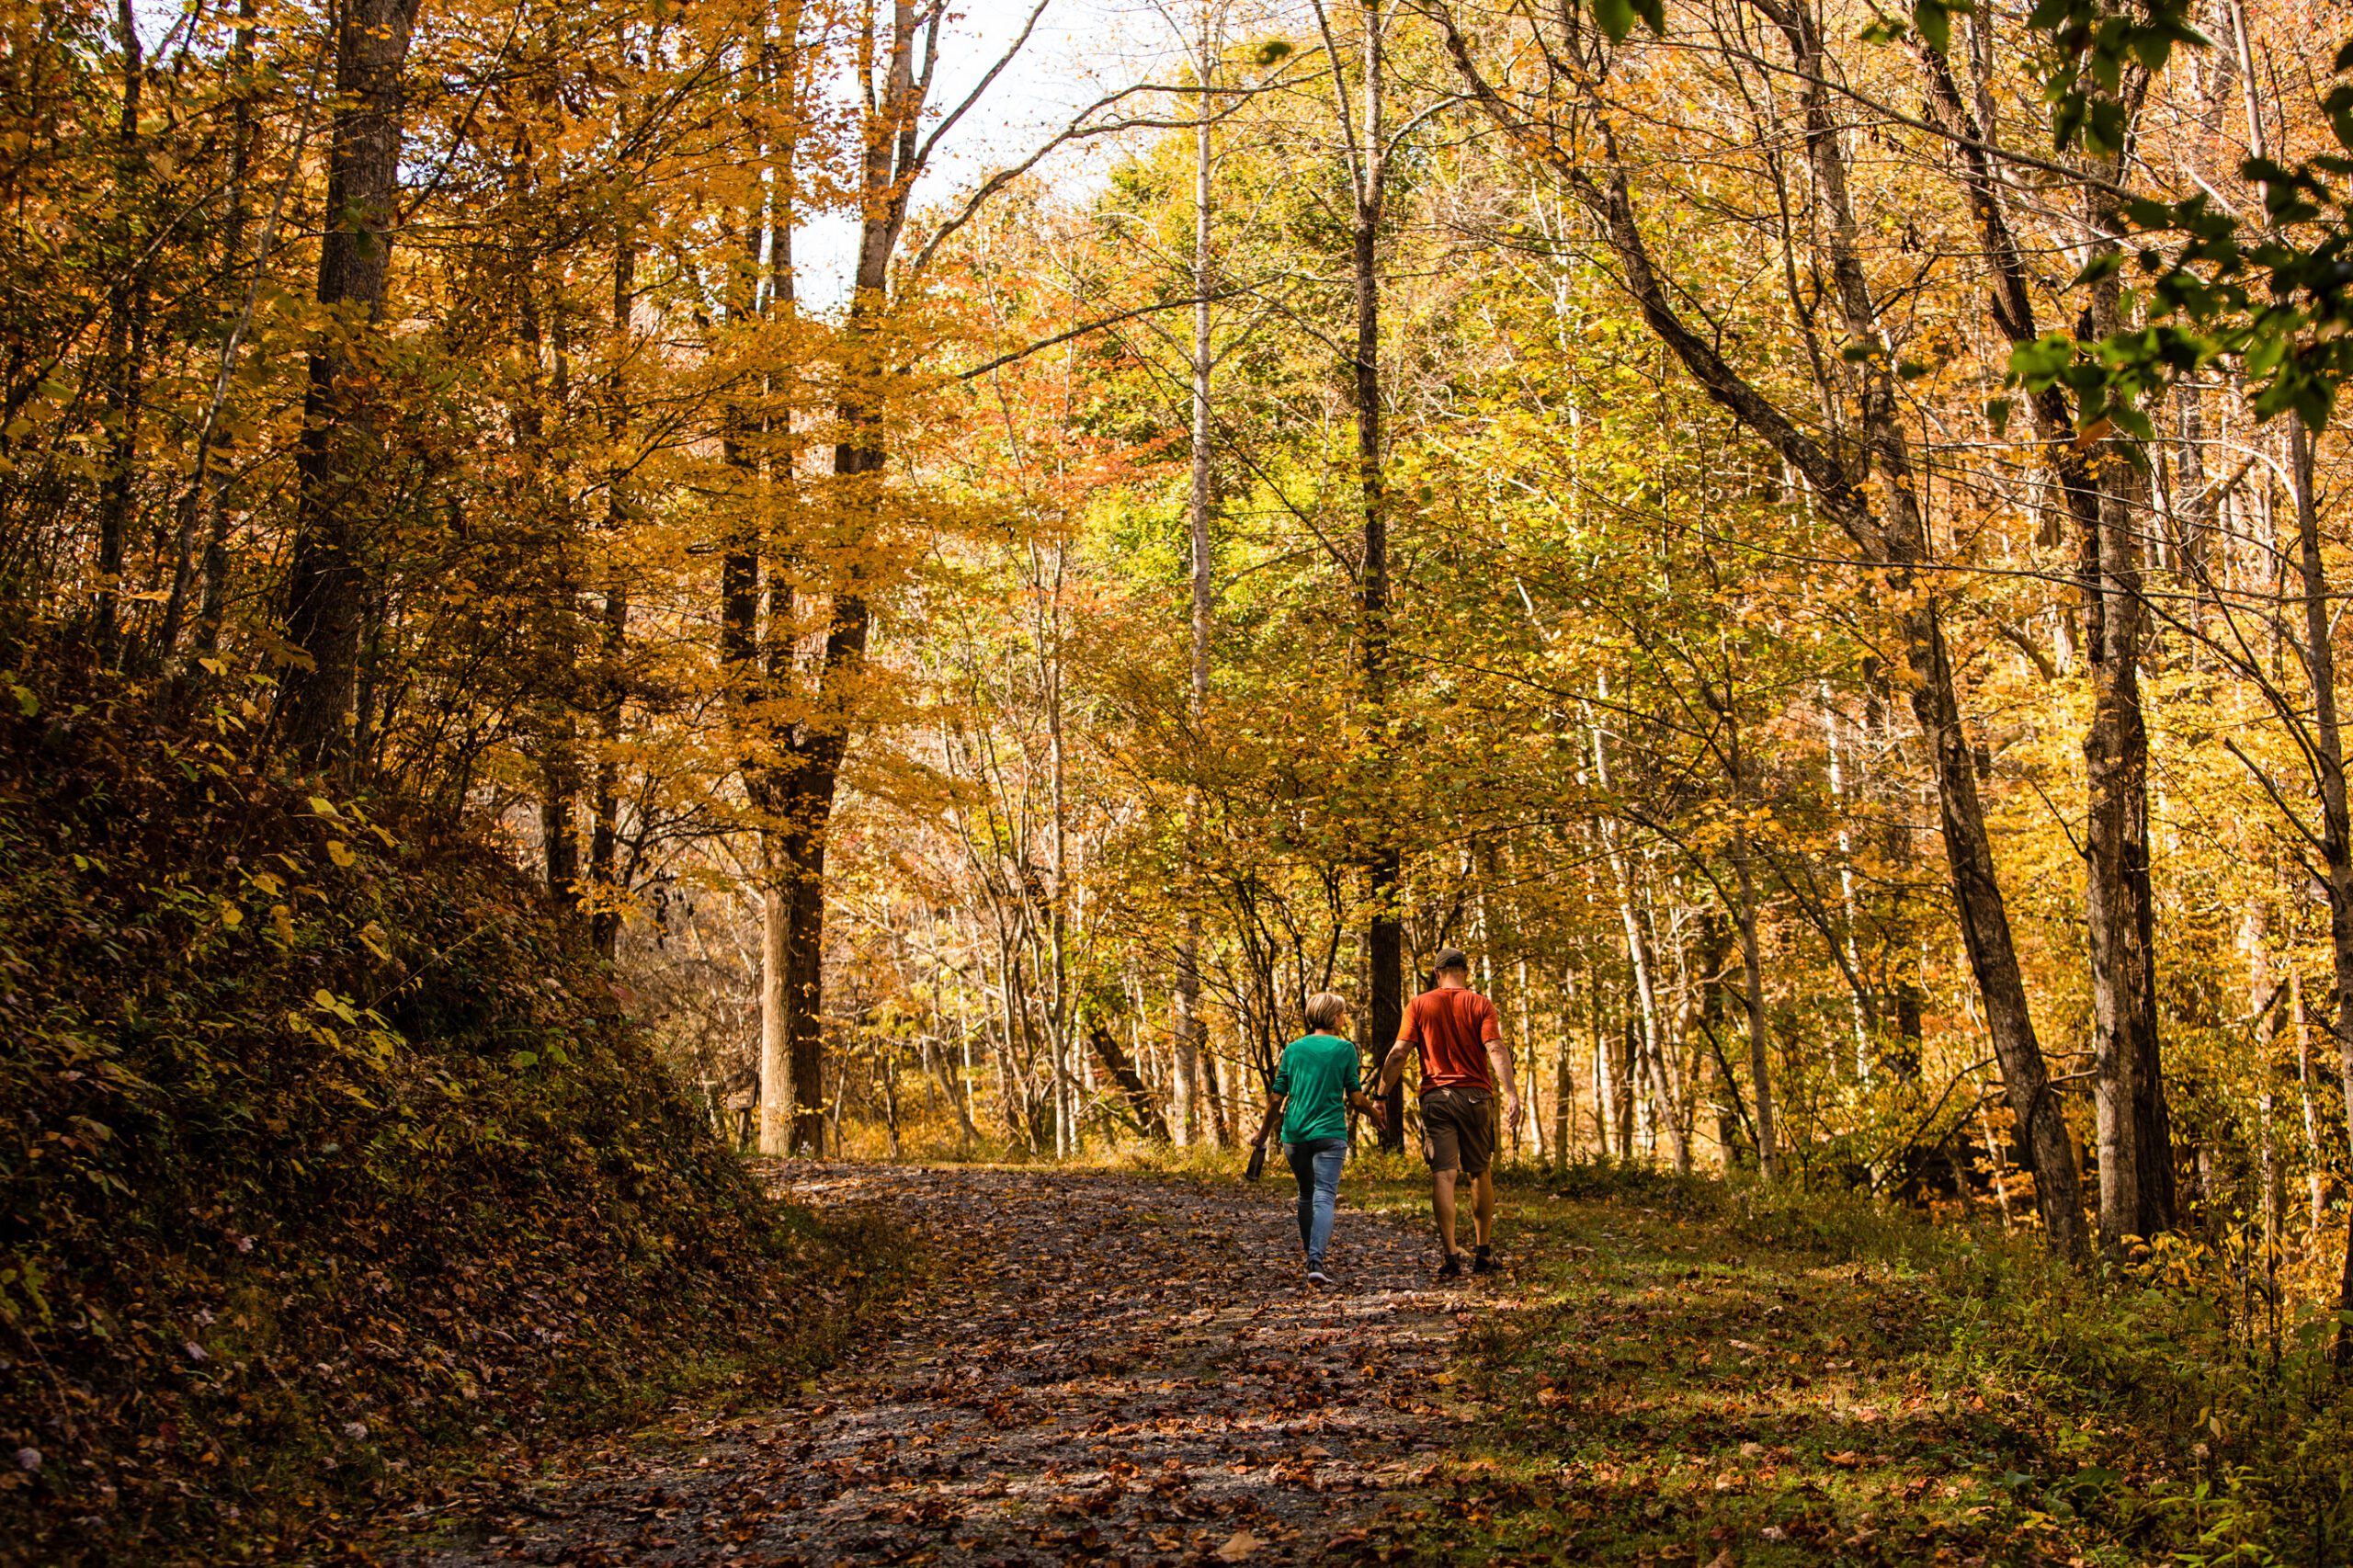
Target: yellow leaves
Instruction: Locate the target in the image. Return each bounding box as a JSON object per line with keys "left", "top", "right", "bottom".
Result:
{"left": 217, "top": 902, "right": 244, "bottom": 929}
{"left": 326, "top": 840, "right": 356, "bottom": 869}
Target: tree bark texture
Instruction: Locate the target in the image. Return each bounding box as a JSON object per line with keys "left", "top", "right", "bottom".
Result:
{"left": 1336, "top": 0, "right": 1406, "bottom": 1146}
{"left": 279, "top": 0, "right": 424, "bottom": 767}
{"left": 2279, "top": 418, "right": 2353, "bottom": 1363}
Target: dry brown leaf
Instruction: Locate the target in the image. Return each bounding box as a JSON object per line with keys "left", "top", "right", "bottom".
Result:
{"left": 1218, "top": 1528, "right": 1267, "bottom": 1562}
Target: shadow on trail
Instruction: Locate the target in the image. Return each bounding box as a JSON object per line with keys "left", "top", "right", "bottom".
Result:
{"left": 391, "top": 1165, "right": 1482, "bottom": 1567}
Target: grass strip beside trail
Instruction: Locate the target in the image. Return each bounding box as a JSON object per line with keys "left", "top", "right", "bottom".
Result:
{"left": 1327, "top": 1159, "right": 2338, "bottom": 1567}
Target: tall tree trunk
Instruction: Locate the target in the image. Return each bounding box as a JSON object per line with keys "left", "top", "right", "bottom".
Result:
{"left": 2085, "top": 232, "right": 2171, "bottom": 1245}
{"left": 1553, "top": 967, "right": 1574, "bottom": 1163}
{"left": 588, "top": 229, "right": 634, "bottom": 960}
{"left": 760, "top": 878, "right": 791, "bottom": 1154}
{"left": 1338, "top": 0, "right": 1407, "bottom": 1148}
{"left": 279, "top": 0, "right": 423, "bottom": 767}
{"left": 1176, "top": 5, "right": 1218, "bottom": 1149}
{"left": 2245, "top": 900, "right": 2284, "bottom": 1256}
{"left": 95, "top": 0, "right": 143, "bottom": 664}
{"left": 1172, "top": 926, "right": 1201, "bottom": 1146}
{"left": 2292, "top": 971, "right": 2328, "bottom": 1246}
{"left": 759, "top": 0, "right": 921, "bottom": 1155}
{"left": 2280, "top": 418, "right": 2353, "bottom": 1364}
{"left": 1432, "top": 0, "right": 2092, "bottom": 1255}
{"left": 1200, "top": 1037, "right": 1230, "bottom": 1145}
{"left": 1921, "top": 37, "right": 2171, "bottom": 1245}
{"left": 1732, "top": 829, "right": 1779, "bottom": 1180}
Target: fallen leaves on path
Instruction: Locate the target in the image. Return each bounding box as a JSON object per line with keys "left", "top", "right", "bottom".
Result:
{"left": 392, "top": 1165, "right": 1472, "bottom": 1566}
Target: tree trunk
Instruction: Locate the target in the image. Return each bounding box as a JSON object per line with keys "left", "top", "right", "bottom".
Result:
{"left": 2245, "top": 900, "right": 2283, "bottom": 1256}
{"left": 1089, "top": 1022, "right": 1171, "bottom": 1142}
{"left": 1201, "top": 1040, "right": 1230, "bottom": 1146}
{"left": 588, "top": 230, "right": 634, "bottom": 960}
{"left": 95, "top": 0, "right": 143, "bottom": 664}
{"left": 2280, "top": 418, "right": 2353, "bottom": 1364}
{"left": 1173, "top": 927, "right": 1201, "bottom": 1146}
{"left": 759, "top": 877, "right": 791, "bottom": 1155}
{"left": 278, "top": 0, "right": 424, "bottom": 767}
{"left": 1732, "top": 831, "right": 1779, "bottom": 1179}
{"left": 783, "top": 836, "right": 829, "bottom": 1153}
{"left": 1552, "top": 971, "right": 1574, "bottom": 1164}
{"left": 1920, "top": 40, "right": 2170, "bottom": 1245}
{"left": 542, "top": 756, "right": 579, "bottom": 905}
{"left": 164, "top": 0, "right": 258, "bottom": 662}
{"left": 2086, "top": 262, "right": 2171, "bottom": 1247}
{"left": 2292, "top": 971, "right": 2328, "bottom": 1246}
{"left": 1341, "top": 0, "right": 1406, "bottom": 1148}
{"left": 1177, "top": 6, "right": 1219, "bottom": 1152}
{"left": 1615, "top": 1017, "right": 1636, "bottom": 1159}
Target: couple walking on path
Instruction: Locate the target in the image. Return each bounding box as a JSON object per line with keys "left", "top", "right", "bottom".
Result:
{"left": 1248, "top": 949, "right": 1521, "bottom": 1283}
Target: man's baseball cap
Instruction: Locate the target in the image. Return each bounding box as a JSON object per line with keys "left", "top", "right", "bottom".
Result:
{"left": 1432, "top": 948, "right": 1471, "bottom": 974}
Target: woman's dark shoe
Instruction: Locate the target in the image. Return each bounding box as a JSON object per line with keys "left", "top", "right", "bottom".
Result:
{"left": 1472, "top": 1245, "right": 1498, "bottom": 1275}
{"left": 1438, "top": 1251, "right": 1466, "bottom": 1278}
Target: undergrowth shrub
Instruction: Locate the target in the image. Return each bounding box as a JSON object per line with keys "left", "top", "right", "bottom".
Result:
{"left": 0, "top": 680, "right": 886, "bottom": 1565}
{"left": 1719, "top": 1175, "right": 2353, "bottom": 1564}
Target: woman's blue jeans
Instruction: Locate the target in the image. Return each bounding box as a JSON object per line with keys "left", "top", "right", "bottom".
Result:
{"left": 1286, "top": 1138, "right": 1347, "bottom": 1267}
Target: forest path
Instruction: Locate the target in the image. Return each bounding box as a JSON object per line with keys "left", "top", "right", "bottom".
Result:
{"left": 400, "top": 1164, "right": 1481, "bottom": 1567}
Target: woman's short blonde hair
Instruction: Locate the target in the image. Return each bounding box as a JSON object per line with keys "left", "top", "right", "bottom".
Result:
{"left": 1304, "top": 991, "right": 1350, "bottom": 1033}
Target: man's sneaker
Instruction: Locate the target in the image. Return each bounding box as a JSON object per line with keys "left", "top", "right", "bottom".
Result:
{"left": 1472, "top": 1245, "right": 1498, "bottom": 1275}
{"left": 1307, "top": 1268, "right": 1333, "bottom": 1287}
{"left": 1438, "top": 1251, "right": 1465, "bottom": 1279}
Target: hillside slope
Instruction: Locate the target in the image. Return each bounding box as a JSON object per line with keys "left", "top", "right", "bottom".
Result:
{"left": 0, "top": 686, "right": 864, "bottom": 1564}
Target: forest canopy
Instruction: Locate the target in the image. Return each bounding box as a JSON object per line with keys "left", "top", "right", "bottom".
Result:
{"left": 11, "top": 0, "right": 2353, "bottom": 1298}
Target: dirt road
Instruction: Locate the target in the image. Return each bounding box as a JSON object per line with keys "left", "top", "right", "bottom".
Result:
{"left": 398, "top": 1165, "right": 1477, "bottom": 1566}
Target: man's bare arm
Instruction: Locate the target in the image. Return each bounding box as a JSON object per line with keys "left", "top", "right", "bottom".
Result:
{"left": 1489, "top": 1038, "right": 1521, "bottom": 1128}
{"left": 1376, "top": 1040, "right": 1415, "bottom": 1097}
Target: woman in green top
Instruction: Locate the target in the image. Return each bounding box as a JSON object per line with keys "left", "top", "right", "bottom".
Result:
{"left": 1250, "top": 991, "right": 1388, "bottom": 1285}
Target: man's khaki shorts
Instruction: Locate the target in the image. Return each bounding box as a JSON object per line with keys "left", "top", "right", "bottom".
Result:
{"left": 1419, "top": 1085, "right": 1495, "bottom": 1177}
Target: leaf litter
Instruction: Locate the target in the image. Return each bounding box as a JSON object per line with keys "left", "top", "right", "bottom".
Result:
{"left": 388, "top": 1165, "right": 1475, "bottom": 1566}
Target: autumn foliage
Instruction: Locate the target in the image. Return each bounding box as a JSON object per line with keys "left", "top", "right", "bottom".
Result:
{"left": 0, "top": 685, "right": 879, "bottom": 1563}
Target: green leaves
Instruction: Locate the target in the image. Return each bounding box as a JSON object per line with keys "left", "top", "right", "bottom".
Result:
{"left": 2025, "top": 0, "right": 2208, "bottom": 153}
{"left": 1586, "top": 0, "right": 1667, "bottom": 45}
{"left": 1911, "top": 0, "right": 1968, "bottom": 56}
{"left": 2006, "top": 333, "right": 2076, "bottom": 384}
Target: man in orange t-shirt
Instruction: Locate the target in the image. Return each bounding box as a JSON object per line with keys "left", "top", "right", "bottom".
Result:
{"left": 1376, "top": 949, "right": 1519, "bottom": 1278}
